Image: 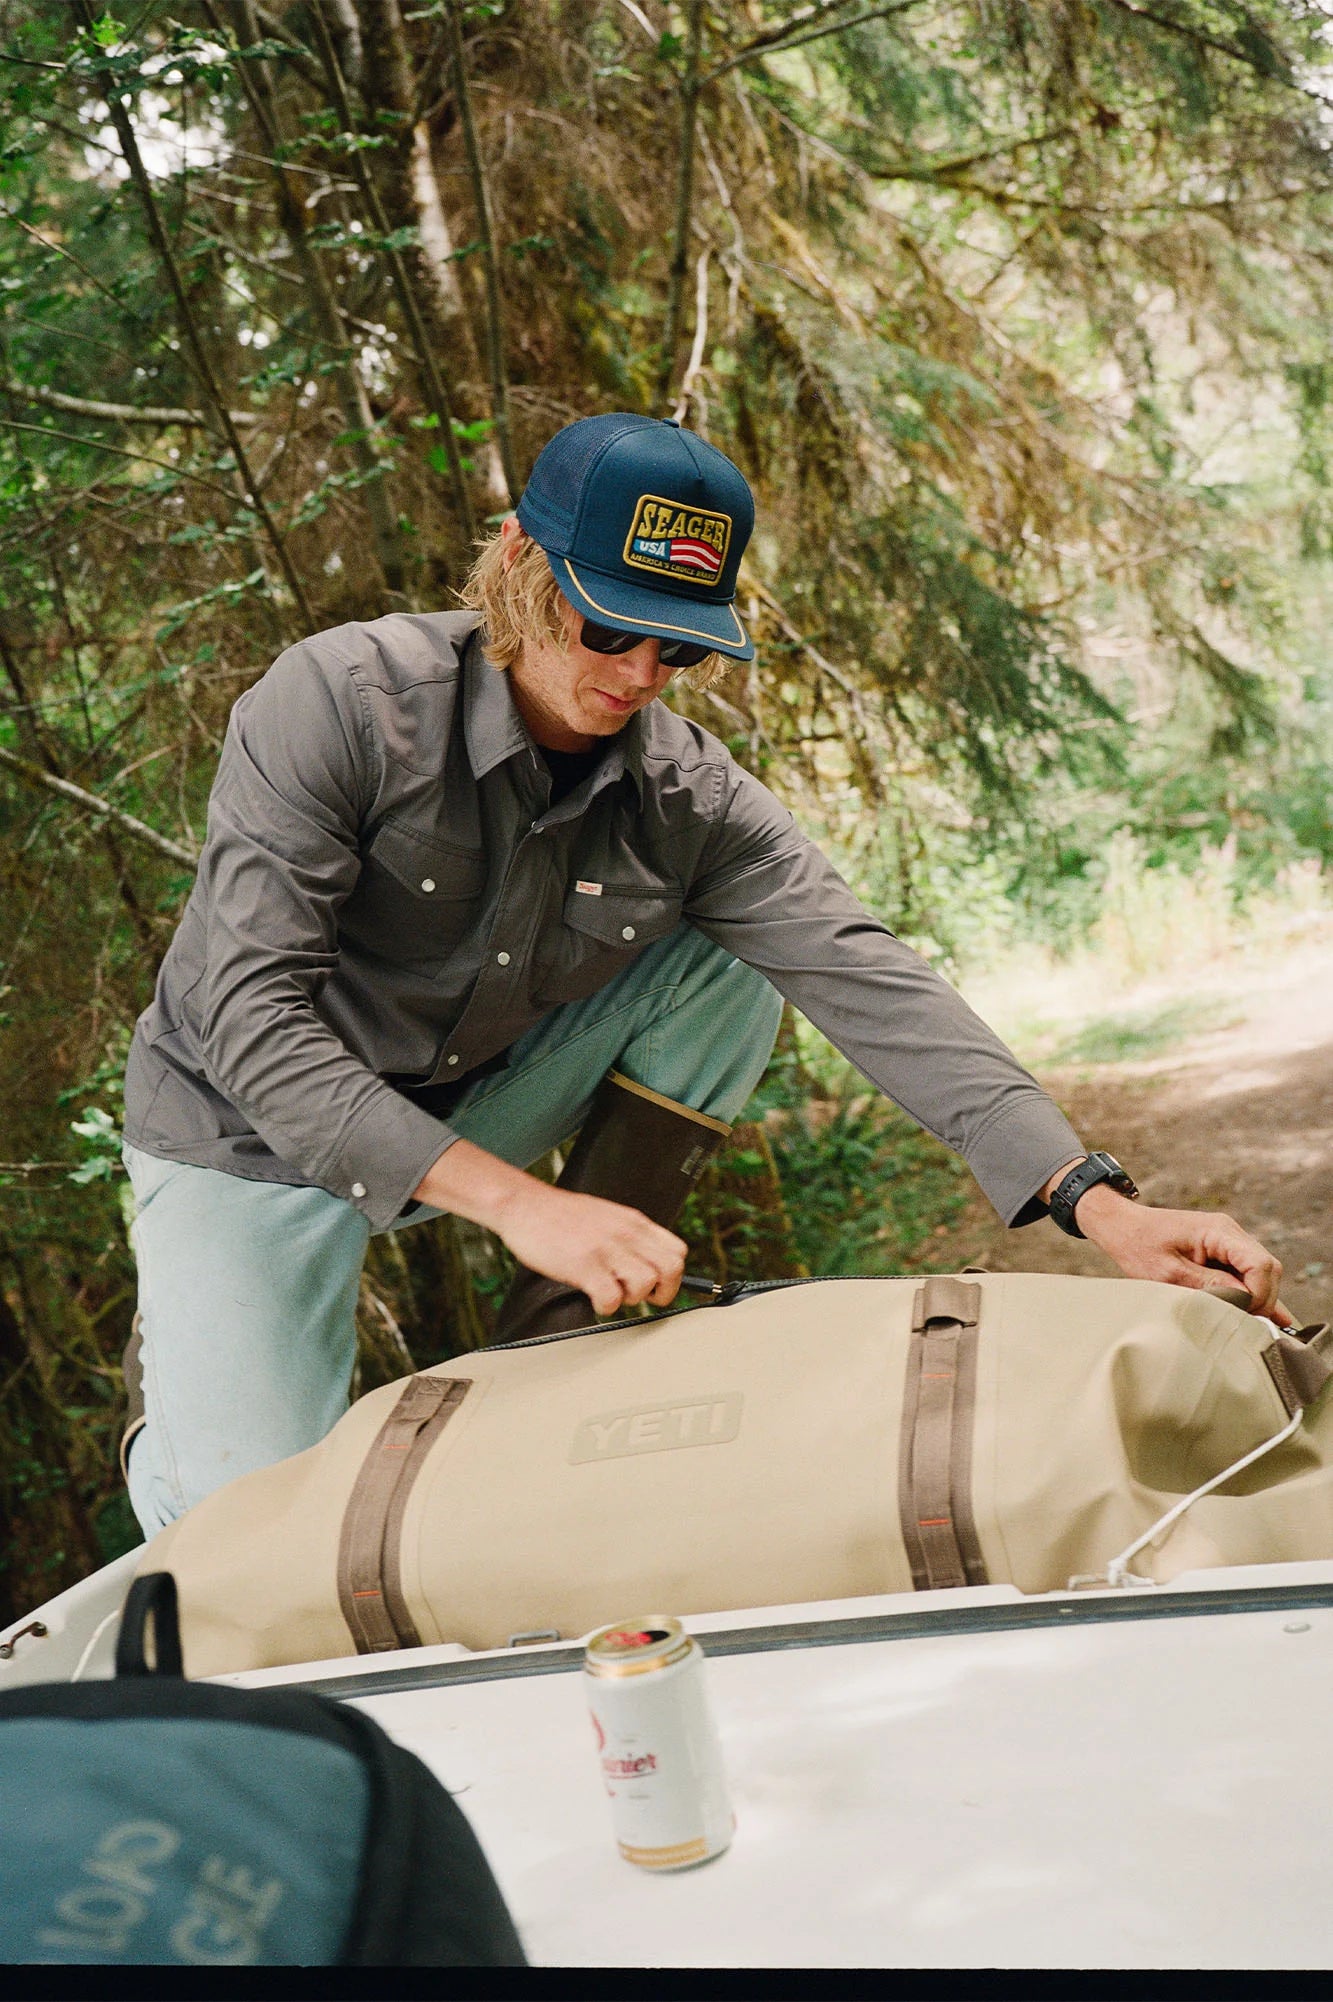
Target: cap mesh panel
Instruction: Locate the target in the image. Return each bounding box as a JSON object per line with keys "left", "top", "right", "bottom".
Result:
{"left": 520, "top": 414, "right": 652, "bottom": 539}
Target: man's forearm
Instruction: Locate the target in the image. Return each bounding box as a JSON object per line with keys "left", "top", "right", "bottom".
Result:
{"left": 412, "top": 1139, "right": 689, "bottom": 1320}
{"left": 413, "top": 1138, "right": 537, "bottom": 1233}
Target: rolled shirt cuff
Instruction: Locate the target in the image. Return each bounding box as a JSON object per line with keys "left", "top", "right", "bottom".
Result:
{"left": 321, "top": 1088, "right": 462, "bottom": 1232}
{"left": 965, "top": 1097, "right": 1085, "bottom": 1229}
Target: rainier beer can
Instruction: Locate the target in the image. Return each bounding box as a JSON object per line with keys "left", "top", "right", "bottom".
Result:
{"left": 584, "top": 1616, "right": 734, "bottom": 1870}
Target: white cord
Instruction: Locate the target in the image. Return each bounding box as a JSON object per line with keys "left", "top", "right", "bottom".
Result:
{"left": 70, "top": 1607, "right": 121, "bottom": 1683}
{"left": 1103, "top": 1401, "right": 1306, "bottom": 1588}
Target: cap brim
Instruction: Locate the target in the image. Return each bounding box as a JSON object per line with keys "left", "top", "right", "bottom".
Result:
{"left": 556, "top": 556, "right": 754, "bottom": 662}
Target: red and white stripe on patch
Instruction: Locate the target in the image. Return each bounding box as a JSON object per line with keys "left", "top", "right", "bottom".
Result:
{"left": 668, "top": 538, "right": 722, "bottom": 574}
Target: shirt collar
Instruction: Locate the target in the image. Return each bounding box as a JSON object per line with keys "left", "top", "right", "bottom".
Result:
{"left": 463, "top": 628, "right": 529, "bottom": 781}
{"left": 463, "top": 627, "right": 646, "bottom": 802}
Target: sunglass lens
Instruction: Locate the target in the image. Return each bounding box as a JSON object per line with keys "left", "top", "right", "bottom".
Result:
{"left": 580, "top": 620, "right": 640, "bottom": 655}
{"left": 580, "top": 621, "right": 713, "bottom": 669}
{"left": 658, "top": 640, "right": 712, "bottom": 668}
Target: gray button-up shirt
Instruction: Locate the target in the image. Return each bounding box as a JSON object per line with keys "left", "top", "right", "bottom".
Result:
{"left": 123, "top": 611, "right": 1082, "bottom": 1232}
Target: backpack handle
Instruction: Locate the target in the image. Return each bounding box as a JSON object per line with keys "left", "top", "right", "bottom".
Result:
{"left": 115, "top": 1571, "right": 185, "bottom": 1679}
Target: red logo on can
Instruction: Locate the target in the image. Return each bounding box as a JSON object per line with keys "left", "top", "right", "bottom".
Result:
{"left": 602, "top": 1753, "right": 658, "bottom": 1779}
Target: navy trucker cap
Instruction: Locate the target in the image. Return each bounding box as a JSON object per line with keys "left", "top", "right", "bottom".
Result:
{"left": 515, "top": 413, "right": 755, "bottom": 660}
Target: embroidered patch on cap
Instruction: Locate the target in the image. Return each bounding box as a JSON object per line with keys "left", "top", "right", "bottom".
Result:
{"left": 623, "top": 493, "right": 731, "bottom": 587}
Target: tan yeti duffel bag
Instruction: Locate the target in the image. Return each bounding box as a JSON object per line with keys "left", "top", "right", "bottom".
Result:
{"left": 141, "top": 1273, "right": 1333, "bottom": 1677}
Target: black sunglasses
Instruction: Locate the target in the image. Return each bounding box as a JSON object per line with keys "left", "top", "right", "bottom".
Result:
{"left": 580, "top": 618, "right": 714, "bottom": 671}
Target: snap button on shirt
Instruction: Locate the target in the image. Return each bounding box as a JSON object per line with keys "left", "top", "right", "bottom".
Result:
{"left": 351, "top": 1181, "right": 366, "bottom": 1199}
{"left": 496, "top": 951, "right": 510, "bottom": 966}
{"left": 421, "top": 877, "right": 435, "bottom": 893}
{"left": 622, "top": 926, "right": 636, "bottom": 941}
{"left": 446, "top": 1054, "right": 459, "bottom": 1066}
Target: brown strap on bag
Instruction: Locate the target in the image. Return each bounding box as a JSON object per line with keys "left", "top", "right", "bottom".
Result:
{"left": 1262, "top": 1324, "right": 1333, "bottom": 1419}
{"left": 337, "top": 1375, "right": 471, "bottom": 1654}
{"left": 898, "top": 1278, "right": 988, "bottom": 1592}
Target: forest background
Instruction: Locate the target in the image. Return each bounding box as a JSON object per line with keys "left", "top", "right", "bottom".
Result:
{"left": 1, "top": 0, "right": 1332, "bottom": 1623}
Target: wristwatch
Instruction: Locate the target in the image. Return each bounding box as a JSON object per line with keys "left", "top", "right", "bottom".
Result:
{"left": 1049, "top": 1152, "right": 1139, "bottom": 1239}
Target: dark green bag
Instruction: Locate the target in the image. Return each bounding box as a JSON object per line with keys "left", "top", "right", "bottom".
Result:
{"left": 0, "top": 1574, "right": 526, "bottom": 1968}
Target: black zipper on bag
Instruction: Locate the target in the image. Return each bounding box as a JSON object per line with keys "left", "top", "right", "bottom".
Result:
{"left": 480, "top": 1273, "right": 876, "bottom": 1354}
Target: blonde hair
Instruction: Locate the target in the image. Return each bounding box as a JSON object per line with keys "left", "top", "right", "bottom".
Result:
{"left": 458, "top": 524, "right": 731, "bottom": 690}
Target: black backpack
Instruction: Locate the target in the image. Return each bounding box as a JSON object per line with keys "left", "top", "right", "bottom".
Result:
{"left": 0, "top": 1572, "right": 527, "bottom": 1968}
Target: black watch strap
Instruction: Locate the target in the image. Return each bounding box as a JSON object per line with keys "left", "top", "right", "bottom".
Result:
{"left": 1049, "top": 1152, "right": 1139, "bottom": 1239}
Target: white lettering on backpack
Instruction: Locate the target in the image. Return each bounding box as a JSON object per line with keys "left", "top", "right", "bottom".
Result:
{"left": 38, "top": 1819, "right": 179, "bottom": 1957}
{"left": 37, "top": 1819, "right": 284, "bottom": 1965}
{"left": 570, "top": 1392, "right": 743, "bottom": 1463}
{"left": 170, "top": 1858, "right": 285, "bottom": 1965}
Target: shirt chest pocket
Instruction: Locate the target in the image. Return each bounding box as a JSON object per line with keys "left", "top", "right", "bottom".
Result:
{"left": 535, "top": 883, "right": 684, "bottom": 1006}
{"left": 341, "top": 822, "right": 488, "bottom": 965}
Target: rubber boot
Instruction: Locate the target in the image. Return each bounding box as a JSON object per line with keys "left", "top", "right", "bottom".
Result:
{"left": 487, "top": 1071, "right": 730, "bottom": 1345}
{"left": 120, "top": 1313, "right": 145, "bottom": 1485}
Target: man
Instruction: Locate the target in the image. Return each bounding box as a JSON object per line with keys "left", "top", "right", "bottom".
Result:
{"left": 120, "top": 412, "right": 1284, "bottom": 1536}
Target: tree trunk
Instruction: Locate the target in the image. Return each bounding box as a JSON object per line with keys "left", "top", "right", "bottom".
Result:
{"left": 221, "top": 0, "right": 410, "bottom": 605}
{"left": 359, "top": 0, "right": 509, "bottom": 510}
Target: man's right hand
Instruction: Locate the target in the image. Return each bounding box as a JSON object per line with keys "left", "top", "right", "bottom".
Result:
{"left": 412, "top": 1138, "right": 687, "bottom": 1319}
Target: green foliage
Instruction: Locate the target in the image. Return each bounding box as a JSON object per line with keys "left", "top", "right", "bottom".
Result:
{"left": 749, "top": 1022, "right": 970, "bottom": 1275}
{"left": 771, "top": 1098, "right": 971, "bottom": 1276}
{"left": 94, "top": 1489, "right": 141, "bottom": 1566}
{"left": 67, "top": 1106, "right": 122, "bottom": 1186}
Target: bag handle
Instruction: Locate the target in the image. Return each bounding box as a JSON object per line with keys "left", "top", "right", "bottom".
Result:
{"left": 115, "top": 1570, "right": 185, "bottom": 1679}
{"left": 337, "top": 1375, "right": 471, "bottom": 1654}
{"left": 1198, "top": 1284, "right": 1332, "bottom": 1418}
{"left": 1262, "top": 1322, "right": 1333, "bottom": 1419}
{"left": 897, "top": 1277, "right": 988, "bottom": 1592}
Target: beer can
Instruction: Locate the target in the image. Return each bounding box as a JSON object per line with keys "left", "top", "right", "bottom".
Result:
{"left": 584, "top": 1616, "right": 734, "bottom": 1871}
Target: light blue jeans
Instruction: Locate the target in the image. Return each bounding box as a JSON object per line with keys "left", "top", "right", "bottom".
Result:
{"left": 124, "top": 926, "right": 782, "bottom": 1535}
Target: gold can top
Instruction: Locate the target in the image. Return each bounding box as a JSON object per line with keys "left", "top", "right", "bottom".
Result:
{"left": 584, "top": 1615, "right": 693, "bottom": 1677}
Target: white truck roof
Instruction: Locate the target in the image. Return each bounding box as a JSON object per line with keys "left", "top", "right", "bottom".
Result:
{"left": 6, "top": 1555, "right": 1331, "bottom": 1968}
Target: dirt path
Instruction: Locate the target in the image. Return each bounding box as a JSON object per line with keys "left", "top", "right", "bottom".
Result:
{"left": 928, "top": 930, "right": 1333, "bottom": 1330}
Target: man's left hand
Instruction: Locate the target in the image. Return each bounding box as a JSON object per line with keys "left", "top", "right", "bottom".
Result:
{"left": 1072, "top": 1180, "right": 1289, "bottom": 1325}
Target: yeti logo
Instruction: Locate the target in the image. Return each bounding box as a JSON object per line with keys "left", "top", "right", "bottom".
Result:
{"left": 569, "top": 1393, "right": 743, "bottom": 1464}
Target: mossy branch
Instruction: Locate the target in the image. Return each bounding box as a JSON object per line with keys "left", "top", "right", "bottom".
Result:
{"left": 0, "top": 743, "right": 198, "bottom": 867}
{"left": 1, "top": 380, "right": 258, "bottom": 428}
{"left": 703, "top": 0, "right": 931, "bottom": 83}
